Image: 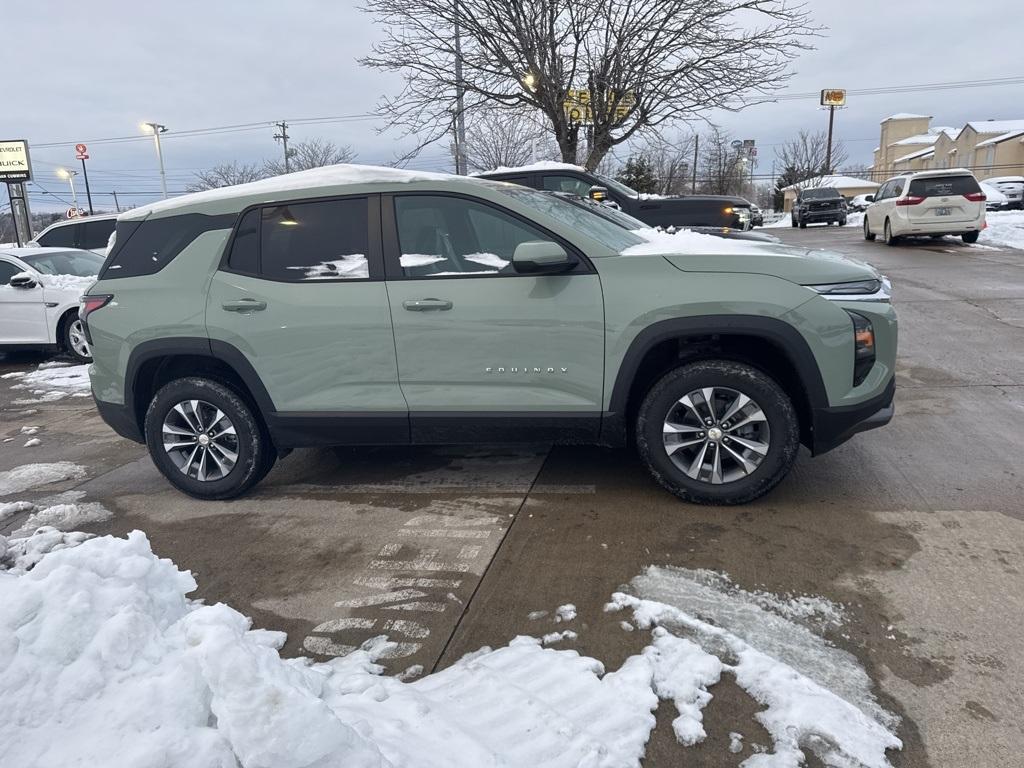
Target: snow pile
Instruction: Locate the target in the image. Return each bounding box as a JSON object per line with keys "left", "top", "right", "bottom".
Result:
{"left": 0, "top": 462, "right": 86, "bottom": 497}
{"left": 0, "top": 534, "right": 902, "bottom": 768}
{"left": 2, "top": 363, "right": 92, "bottom": 403}
{"left": 625, "top": 227, "right": 770, "bottom": 255}
{"left": 37, "top": 273, "right": 97, "bottom": 292}
{"left": 12, "top": 500, "right": 112, "bottom": 535}
{"left": 980, "top": 210, "right": 1024, "bottom": 250}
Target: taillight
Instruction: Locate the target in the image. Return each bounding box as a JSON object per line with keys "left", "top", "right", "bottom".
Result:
{"left": 963, "top": 191, "right": 986, "bottom": 202}
{"left": 79, "top": 294, "right": 113, "bottom": 345}
{"left": 895, "top": 195, "right": 925, "bottom": 206}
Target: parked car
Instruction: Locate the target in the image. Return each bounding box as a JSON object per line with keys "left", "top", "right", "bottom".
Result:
{"left": 848, "top": 194, "right": 874, "bottom": 212}
{"left": 30, "top": 214, "right": 118, "bottom": 256}
{"left": 984, "top": 176, "right": 1024, "bottom": 210}
{"left": 476, "top": 162, "right": 753, "bottom": 230}
{"left": 980, "top": 182, "right": 1008, "bottom": 212}
{"left": 548, "top": 191, "right": 781, "bottom": 243}
{"left": 864, "top": 169, "right": 986, "bottom": 245}
{"left": 0, "top": 247, "right": 103, "bottom": 362}
{"left": 791, "top": 188, "right": 847, "bottom": 228}
{"left": 83, "top": 165, "right": 896, "bottom": 504}
{"left": 747, "top": 203, "right": 764, "bottom": 227}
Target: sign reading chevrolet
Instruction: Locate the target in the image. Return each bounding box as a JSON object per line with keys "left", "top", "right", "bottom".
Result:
{"left": 0, "top": 140, "right": 32, "bottom": 182}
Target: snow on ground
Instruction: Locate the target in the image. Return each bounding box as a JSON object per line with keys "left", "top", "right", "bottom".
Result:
{"left": 0, "top": 462, "right": 86, "bottom": 497}
{"left": 0, "top": 533, "right": 902, "bottom": 768}
{"left": 764, "top": 213, "right": 792, "bottom": 228}
{"left": 980, "top": 210, "right": 1024, "bottom": 250}
{"left": 2, "top": 363, "right": 92, "bottom": 404}
{"left": 12, "top": 500, "right": 112, "bottom": 535}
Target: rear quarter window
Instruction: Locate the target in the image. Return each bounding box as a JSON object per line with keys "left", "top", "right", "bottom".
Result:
{"left": 99, "top": 213, "right": 236, "bottom": 279}
{"left": 80, "top": 220, "right": 117, "bottom": 250}
{"left": 909, "top": 176, "right": 981, "bottom": 197}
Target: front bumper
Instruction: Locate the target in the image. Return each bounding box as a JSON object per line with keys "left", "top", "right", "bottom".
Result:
{"left": 811, "top": 376, "right": 895, "bottom": 455}
{"left": 800, "top": 209, "right": 844, "bottom": 222}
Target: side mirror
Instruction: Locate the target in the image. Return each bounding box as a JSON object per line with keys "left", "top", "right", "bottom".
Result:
{"left": 865, "top": 195, "right": 874, "bottom": 203}
{"left": 512, "top": 241, "right": 575, "bottom": 274}
{"left": 588, "top": 185, "right": 609, "bottom": 202}
{"left": 9, "top": 272, "right": 38, "bottom": 289}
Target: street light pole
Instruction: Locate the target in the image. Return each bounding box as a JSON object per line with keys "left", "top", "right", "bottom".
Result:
{"left": 56, "top": 168, "right": 80, "bottom": 211}
{"left": 80, "top": 157, "right": 94, "bottom": 215}
{"left": 142, "top": 122, "right": 169, "bottom": 199}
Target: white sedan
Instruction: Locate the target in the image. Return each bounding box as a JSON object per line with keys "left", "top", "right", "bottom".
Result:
{"left": 0, "top": 247, "right": 103, "bottom": 362}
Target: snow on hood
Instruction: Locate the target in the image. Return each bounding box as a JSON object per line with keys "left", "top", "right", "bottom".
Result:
{"left": 36, "top": 273, "right": 97, "bottom": 292}
{"left": 124, "top": 163, "right": 459, "bottom": 219}
{"left": 625, "top": 227, "right": 773, "bottom": 256}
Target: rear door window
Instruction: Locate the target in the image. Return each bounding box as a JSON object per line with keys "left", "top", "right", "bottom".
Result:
{"left": 227, "top": 209, "right": 259, "bottom": 274}
{"left": 37, "top": 222, "right": 78, "bottom": 248}
{"left": 100, "top": 213, "right": 235, "bottom": 279}
{"left": 80, "top": 220, "right": 117, "bottom": 250}
{"left": 259, "top": 198, "right": 369, "bottom": 281}
{"left": 909, "top": 175, "right": 982, "bottom": 198}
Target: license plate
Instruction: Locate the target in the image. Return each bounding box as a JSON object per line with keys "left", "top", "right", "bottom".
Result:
{"left": 936, "top": 207, "right": 951, "bottom": 216}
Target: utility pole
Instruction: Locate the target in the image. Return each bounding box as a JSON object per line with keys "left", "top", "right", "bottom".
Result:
{"left": 112, "top": 191, "right": 121, "bottom": 213}
{"left": 273, "top": 120, "right": 291, "bottom": 173}
{"left": 691, "top": 134, "right": 699, "bottom": 193}
{"left": 453, "top": 0, "right": 468, "bottom": 175}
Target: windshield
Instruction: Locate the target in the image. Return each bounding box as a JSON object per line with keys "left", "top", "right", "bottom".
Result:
{"left": 594, "top": 173, "right": 640, "bottom": 200}
{"left": 801, "top": 188, "right": 843, "bottom": 200}
{"left": 486, "top": 183, "right": 644, "bottom": 251}
{"left": 22, "top": 249, "right": 104, "bottom": 277}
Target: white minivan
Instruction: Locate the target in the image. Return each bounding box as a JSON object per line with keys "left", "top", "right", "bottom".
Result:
{"left": 864, "top": 169, "right": 986, "bottom": 245}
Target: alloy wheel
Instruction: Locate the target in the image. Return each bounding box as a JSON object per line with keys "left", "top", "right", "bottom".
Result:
{"left": 68, "top": 319, "right": 91, "bottom": 359}
{"left": 162, "top": 399, "right": 239, "bottom": 481}
{"left": 662, "top": 386, "right": 770, "bottom": 484}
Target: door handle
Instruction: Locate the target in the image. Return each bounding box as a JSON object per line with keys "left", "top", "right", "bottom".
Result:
{"left": 403, "top": 298, "right": 453, "bottom": 311}
{"left": 222, "top": 298, "right": 267, "bottom": 313}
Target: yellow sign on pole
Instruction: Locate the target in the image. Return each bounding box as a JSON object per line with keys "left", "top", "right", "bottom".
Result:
{"left": 563, "top": 89, "right": 636, "bottom": 123}
{"left": 820, "top": 89, "right": 846, "bottom": 107}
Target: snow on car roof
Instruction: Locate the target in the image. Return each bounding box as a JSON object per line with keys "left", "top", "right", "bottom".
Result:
{"left": 122, "top": 164, "right": 459, "bottom": 219}
{"left": 473, "top": 160, "right": 587, "bottom": 176}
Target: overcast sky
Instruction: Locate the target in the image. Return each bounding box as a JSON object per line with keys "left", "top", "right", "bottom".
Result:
{"left": 5, "top": 0, "right": 1022, "bottom": 212}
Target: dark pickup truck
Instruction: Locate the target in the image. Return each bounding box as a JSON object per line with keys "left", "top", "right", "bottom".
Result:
{"left": 477, "top": 163, "right": 753, "bottom": 230}
{"left": 791, "top": 187, "right": 848, "bottom": 228}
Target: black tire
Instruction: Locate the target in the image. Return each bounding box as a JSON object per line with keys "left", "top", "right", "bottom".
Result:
{"left": 60, "top": 312, "right": 92, "bottom": 363}
{"left": 884, "top": 218, "right": 900, "bottom": 247}
{"left": 635, "top": 360, "right": 800, "bottom": 505}
{"left": 961, "top": 231, "right": 979, "bottom": 244}
{"left": 839, "top": 217, "right": 847, "bottom": 226}
{"left": 790, "top": 215, "right": 798, "bottom": 228}
{"left": 864, "top": 217, "right": 876, "bottom": 241}
{"left": 144, "top": 377, "right": 276, "bottom": 500}
{"left": 799, "top": 219, "right": 807, "bottom": 229}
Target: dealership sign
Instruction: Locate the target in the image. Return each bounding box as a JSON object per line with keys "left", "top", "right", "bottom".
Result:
{"left": 820, "top": 89, "right": 846, "bottom": 107}
{"left": 0, "top": 139, "right": 32, "bottom": 182}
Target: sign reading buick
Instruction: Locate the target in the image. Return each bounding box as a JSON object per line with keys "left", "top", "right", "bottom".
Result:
{"left": 0, "top": 139, "right": 32, "bottom": 182}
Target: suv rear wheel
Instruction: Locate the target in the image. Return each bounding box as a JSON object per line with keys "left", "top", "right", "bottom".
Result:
{"left": 144, "top": 377, "right": 276, "bottom": 500}
{"left": 962, "top": 231, "right": 979, "bottom": 244}
{"left": 636, "top": 360, "right": 800, "bottom": 505}
{"left": 884, "top": 218, "right": 900, "bottom": 246}
{"left": 863, "top": 217, "right": 876, "bottom": 241}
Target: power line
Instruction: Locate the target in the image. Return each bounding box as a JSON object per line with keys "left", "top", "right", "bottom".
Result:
{"left": 773, "top": 75, "right": 1024, "bottom": 102}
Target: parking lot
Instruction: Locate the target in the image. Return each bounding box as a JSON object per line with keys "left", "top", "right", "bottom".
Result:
{"left": 2, "top": 224, "right": 1023, "bottom": 766}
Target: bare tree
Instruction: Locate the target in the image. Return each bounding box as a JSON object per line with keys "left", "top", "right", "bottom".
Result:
{"left": 187, "top": 161, "right": 266, "bottom": 192}
{"left": 699, "top": 127, "right": 748, "bottom": 196}
{"left": 637, "top": 132, "right": 695, "bottom": 196}
{"left": 775, "top": 130, "right": 848, "bottom": 181}
{"left": 264, "top": 138, "right": 357, "bottom": 176}
{"left": 361, "top": 0, "right": 818, "bottom": 170}
{"left": 463, "top": 111, "right": 557, "bottom": 172}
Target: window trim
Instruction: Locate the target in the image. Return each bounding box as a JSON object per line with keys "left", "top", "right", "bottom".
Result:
{"left": 381, "top": 190, "right": 595, "bottom": 281}
{"left": 218, "top": 193, "right": 384, "bottom": 283}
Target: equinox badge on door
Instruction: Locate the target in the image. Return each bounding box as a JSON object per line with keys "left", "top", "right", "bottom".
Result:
{"left": 485, "top": 367, "right": 568, "bottom": 373}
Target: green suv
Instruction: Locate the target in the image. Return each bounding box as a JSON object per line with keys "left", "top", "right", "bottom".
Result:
{"left": 82, "top": 166, "right": 896, "bottom": 504}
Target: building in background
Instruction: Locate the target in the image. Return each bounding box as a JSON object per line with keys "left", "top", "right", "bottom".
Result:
{"left": 871, "top": 114, "right": 1024, "bottom": 181}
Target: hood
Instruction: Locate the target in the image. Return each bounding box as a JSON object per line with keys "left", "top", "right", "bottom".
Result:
{"left": 661, "top": 242, "right": 879, "bottom": 285}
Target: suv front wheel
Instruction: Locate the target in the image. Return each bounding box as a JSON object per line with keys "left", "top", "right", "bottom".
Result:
{"left": 145, "top": 377, "right": 276, "bottom": 500}
{"left": 636, "top": 360, "right": 800, "bottom": 505}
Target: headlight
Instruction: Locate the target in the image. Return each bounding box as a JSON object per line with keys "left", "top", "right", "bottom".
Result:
{"left": 808, "top": 279, "right": 882, "bottom": 296}
{"left": 848, "top": 311, "right": 875, "bottom": 386}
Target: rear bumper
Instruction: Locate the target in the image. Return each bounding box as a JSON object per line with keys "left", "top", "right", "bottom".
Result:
{"left": 94, "top": 395, "right": 144, "bottom": 443}
{"left": 811, "top": 376, "right": 895, "bottom": 455}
